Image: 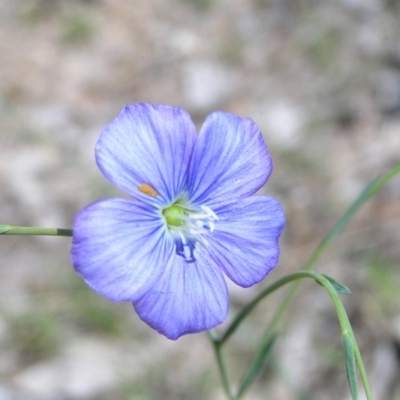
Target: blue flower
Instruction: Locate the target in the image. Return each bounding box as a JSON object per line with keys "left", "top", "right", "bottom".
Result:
{"left": 71, "top": 103, "right": 285, "bottom": 340}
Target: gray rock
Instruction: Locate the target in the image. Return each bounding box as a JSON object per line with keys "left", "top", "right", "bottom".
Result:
{"left": 13, "top": 337, "right": 120, "bottom": 400}
{"left": 181, "top": 60, "right": 237, "bottom": 111}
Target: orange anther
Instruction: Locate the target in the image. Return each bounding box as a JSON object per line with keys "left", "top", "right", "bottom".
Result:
{"left": 139, "top": 184, "right": 159, "bottom": 197}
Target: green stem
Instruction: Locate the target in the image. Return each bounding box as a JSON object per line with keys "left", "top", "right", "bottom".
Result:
{"left": 207, "top": 331, "right": 235, "bottom": 400}
{"left": 307, "top": 272, "right": 373, "bottom": 400}
{"left": 0, "top": 225, "right": 73, "bottom": 237}
{"left": 221, "top": 273, "right": 311, "bottom": 344}
{"left": 354, "top": 341, "right": 373, "bottom": 400}
{"left": 233, "top": 271, "right": 372, "bottom": 400}
{"left": 228, "top": 165, "right": 400, "bottom": 398}
{"left": 238, "top": 162, "right": 400, "bottom": 370}
{"left": 219, "top": 273, "right": 313, "bottom": 399}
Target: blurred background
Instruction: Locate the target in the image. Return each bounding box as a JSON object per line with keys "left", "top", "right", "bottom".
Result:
{"left": 1, "top": 0, "right": 400, "bottom": 399}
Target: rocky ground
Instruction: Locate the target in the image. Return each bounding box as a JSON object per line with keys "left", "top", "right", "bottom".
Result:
{"left": 1, "top": 0, "right": 400, "bottom": 399}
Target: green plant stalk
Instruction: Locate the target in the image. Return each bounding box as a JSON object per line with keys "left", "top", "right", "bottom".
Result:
{"left": 217, "top": 273, "right": 310, "bottom": 398}
{"left": 208, "top": 330, "right": 235, "bottom": 400}
{"left": 236, "top": 334, "right": 276, "bottom": 399}
{"left": 221, "top": 273, "right": 316, "bottom": 344}
{"left": 354, "top": 340, "right": 373, "bottom": 400}
{"left": 212, "top": 161, "right": 400, "bottom": 398}
{"left": 275, "top": 163, "right": 400, "bottom": 321}
{"left": 231, "top": 162, "right": 400, "bottom": 382}
{"left": 238, "top": 271, "right": 373, "bottom": 400}
{"left": 214, "top": 271, "right": 373, "bottom": 399}
{"left": 0, "top": 225, "right": 73, "bottom": 237}
{"left": 308, "top": 272, "right": 372, "bottom": 400}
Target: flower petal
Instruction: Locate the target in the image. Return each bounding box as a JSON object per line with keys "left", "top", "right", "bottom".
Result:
{"left": 207, "top": 196, "right": 285, "bottom": 287}
{"left": 188, "top": 111, "right": 272, "bottom": 209}
{"left": 134, "top": 249, "right": 229, "bottom": 340}
{"left": 71, "top": 198, "right": 173, "bottom": 302}
{"left": 96, "top": 104, "right": 196, "bottom": 205}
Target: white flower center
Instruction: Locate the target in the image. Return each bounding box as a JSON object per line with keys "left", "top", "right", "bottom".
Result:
{"left": 162, "top": 203, "right": 218, "bottom": 263}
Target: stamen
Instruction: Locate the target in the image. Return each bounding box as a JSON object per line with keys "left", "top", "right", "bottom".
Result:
{"left": 163, "top": 201, "right": 218, "bottom": 264}
{"left": 209, "top": 221, "right": 215, "bottom": 232}
{"left": 188, "top": 213, "right": 206, "bottom": 220}
{"left": 139, "top": 184, "right": 159, "bottom": 197}
{"left": 201, "top": 205, "right": 219, "bottom": 220}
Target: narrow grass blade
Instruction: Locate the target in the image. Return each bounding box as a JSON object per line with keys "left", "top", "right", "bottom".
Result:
{"left": 343, "top": 332, "right": 359, "bottom": 400}
{"left": 237, "top": 334, "right": 277, "bottom": 398}
{"left": 245, "top": 163, "right": 400, "bottom": 366}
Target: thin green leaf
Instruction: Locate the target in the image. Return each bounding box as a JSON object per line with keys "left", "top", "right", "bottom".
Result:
{"left": 246, "top": 163, "right": 400, "bottom": 344}
{"left": 237, "top": 334, "right": 277, "bottom": 398}
{"left": 343, "top": 332, "right": 359, "bottom": 400}
{"left": 320, "top": 274, "right": 351, "bottom": 294}
{"left": 222, "top": 163, "right": 400, "bottom": 345}
{"left": 0, "top": 225, "right": 12, "bottom": 234}
{"left": 307, "top": 161, "right": 400, "bottom": 270}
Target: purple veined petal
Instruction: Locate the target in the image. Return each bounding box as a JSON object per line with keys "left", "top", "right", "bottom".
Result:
{"left": 187, "top": 111, "right": 272, "bottom": 209}
{"left": 134, "top": 248, "right": 229, "bottom": 340}
{"left": 206, "top": 196, "right": 285, "bottom": 288}
{"left": 71, "top": 198, "right": 174, "bottom": 302}
{"left": 96, "top": 104, "right": 197, "bottom": 205}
